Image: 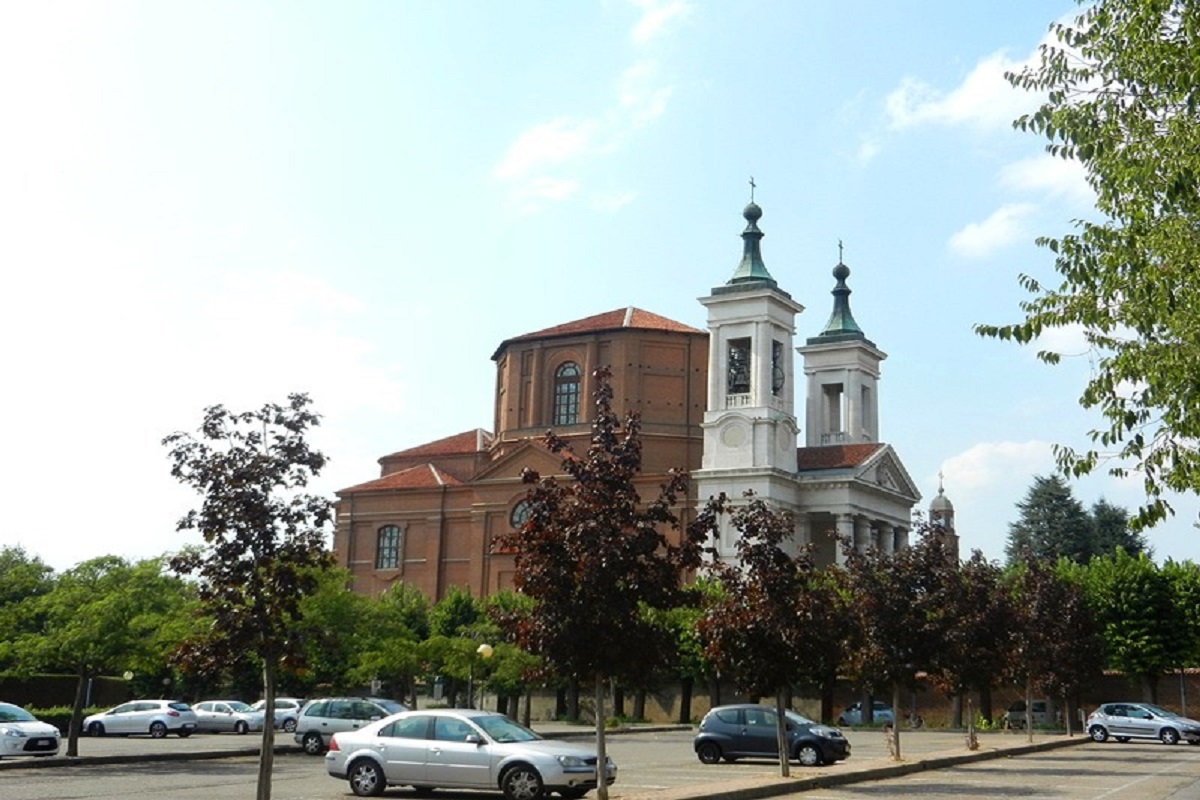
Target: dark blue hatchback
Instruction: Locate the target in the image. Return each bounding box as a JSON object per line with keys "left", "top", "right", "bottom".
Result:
{"left": 693, "top": 704, "right": 850, "bottom": 767}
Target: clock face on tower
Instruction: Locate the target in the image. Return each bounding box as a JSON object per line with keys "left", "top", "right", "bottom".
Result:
{"left": 509, "top": 499, "right": 532, "bottom": 529}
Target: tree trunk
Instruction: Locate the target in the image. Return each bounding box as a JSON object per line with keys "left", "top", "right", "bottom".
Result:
{"left": 889, "top": 683, "right": 902, "bottom": 760}
{"left": 612, "top": 685, "right": 625, "bottom": 718}
{"left": 567, "top": 679, "right": 580, "bottom": 722}
{"left": 1142, "top": 673, "right": 1158, "bottom": 704}
{"left": 594, "top": 676, "right": 609, "bottom": 800}
{"left": 257, "top": 660, "right": 277, "bottom": 800}
{"left": 1024, "top": 678, "right": 1034, "bottom": 744}
{"left": 862, "top": 688, "right": 874, "bottom": 724}
{"left": 678, "top": 676, "right": 693, "bottom": 724}
{"left": 708, "top": 675, "right": 721, "bottom": 708}
{"left": 523, "top": 689, "right": 532, "bottom": 728}
{"left": 555, "top": 686, "right": 567, "bottom": 720}
{"left": 950, "top": 693, "right": 962, "bottom": 728}
{"left": 66, "top": 669, "right": 88, "bottom": 758}
{"left": 820, "top": 676, "right": 835, "bottom": 725}
{"left": 632, "top": 689, "right": 646, "bottom": 722}
{"left": 774, "top": 688, "right": 791, "bottom": 777}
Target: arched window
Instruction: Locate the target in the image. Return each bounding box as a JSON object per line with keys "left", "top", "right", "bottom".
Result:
{"left": 375, "top": 525, "right": 402, "bottom": 570}
{"left": 553, "top": 362, "right": 581, "bottom": 426}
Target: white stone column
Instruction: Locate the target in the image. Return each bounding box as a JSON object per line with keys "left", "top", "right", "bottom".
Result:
{"left": 835, "top": 514, "right": 855, "bottom": 565}
{"left": 894, "top": 525, "right": 909, "bottom": 551}
{"left": 853, "top": 516, "right": 871, "bottom": 553}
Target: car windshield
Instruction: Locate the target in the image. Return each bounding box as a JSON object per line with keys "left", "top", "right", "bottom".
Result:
{"left": 374, "top": 700, "right": 406, "bottom": 714}
{"left": 228, "top": 702, "right": 252, "bottom": 712}
{"left": 785, "top": 710, "right": 815, "bottom": 726}
{"left": 474, "top": 715, "right": 541, "bottom": 743}
{"left": 0, "top": 703, "right": 36, "bottom": 723}
{"left": 1142, "top": 704, "right": 1176, "bottom": 718}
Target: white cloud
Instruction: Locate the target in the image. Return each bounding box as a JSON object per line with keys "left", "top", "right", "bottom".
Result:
{"left": 1033, "top": 323, "right": 1091, "bottom": 359}
{"left": 1000, "top": 155, "right": 1093, "bottom": 205}
{"left": 885, "top": 49, "right": 1030, "bottom": 132}
{"left": 948, "top": 203, "right": 1037, "bottom": 258}
{"left": 591, "top": 191, "right": 637, "bottom": 212}
{"left": 618, "top": 61, "right": 673, "bottom": 126}
{"left": 493, "top": 118, "right": 595, "bottom": 181}
{"left": 855, "top": 138, "right": 881, "bottom": 166}
{"left": 629, "top": 0, "right": 690, "bottom": 45}
{"left": 941, "top": 440, "right": 1054, "bottom": 492}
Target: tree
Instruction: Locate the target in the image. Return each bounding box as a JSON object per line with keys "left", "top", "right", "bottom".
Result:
{"left": 0, "top": 546, "right": 54, "bottom": 665}
{"left": 697, "top": 493, "right": 843, "bottom": 776}
{"left": 1005, "top": 475, "right": 1095, "bottom": 565}
{"left": 1090, "top": 498, "right": 1149, "bottom": 557}
{"left": 350, "top": 582, "right": 431, "bottom": 707}
{"left": 1079, "top": 549, "right": 1187, "bottom": 701}
{"left": 1162, "top": 559, "right": 1200, "bottom": 670}
{"left": 842, "top": 531, "right": 952, "bottom": 760}
{"left": 926, "top": 550, "right": 1015, "bottom": 728}
{"left": 10, "top": 556, "right": 191, "bottom": 756}
{"left": 1006, "top": 555, "right": 1103, "bottom": 739}
{"left": 979, "top": 0, "right": 1200, "bottom": 529}
{"left": 163, "top": 393, "right": 334, "bottom": 800}
{"left": 495, "top": 367, "right": 702, "bottom": 800}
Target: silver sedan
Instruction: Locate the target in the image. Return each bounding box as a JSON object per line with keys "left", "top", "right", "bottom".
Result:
{"left": 192, "top": 701, "right": 265, "bottom": 735}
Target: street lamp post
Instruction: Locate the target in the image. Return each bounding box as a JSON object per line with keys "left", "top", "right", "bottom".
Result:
{"left": 467, "top": 643, "right": 494, "bottom": 708}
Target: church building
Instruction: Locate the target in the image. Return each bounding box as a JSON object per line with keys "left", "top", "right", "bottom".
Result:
{"left": 332, "top": 200, "right": 921, "bottom": 597}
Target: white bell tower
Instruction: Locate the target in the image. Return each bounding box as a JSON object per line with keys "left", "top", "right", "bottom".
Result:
{"left": 697, "top": 198, "right": 803, "bottom": 477}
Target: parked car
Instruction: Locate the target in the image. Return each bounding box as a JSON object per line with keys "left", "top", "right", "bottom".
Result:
{"left": 193, "top": 700, "right": 265, "bottom": 734}
{"left": 1087, "top": 702, "right": 1200, "bottom": 745}
{"left": 836, "top": 701, "right": 894, "bottom": 726}
{"left": 694, "top": 704, "right": 850, "bottom": 767}
{"left": 295, "top": 697, "right": 407, "bottom": 755}
{"left": 1005, "top": 699, "right": 1056, "bottom": 729}
{"left": 83, "top": 699, "right": 198, "bottom": 738}
{"left": 250, "top": 697, "right": 305, "bottom": 732}
{"left": 325, "top": 707, "right": 616, "bottom": 799}
{"left": 0, "top": 702, "right": 60, "bottom": 758}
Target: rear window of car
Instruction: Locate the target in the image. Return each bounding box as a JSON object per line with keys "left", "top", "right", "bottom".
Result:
{"left": 382, "top": 715, "right": 430, "bottom": 740}
{"left": 714, "top": 708, "right": 740, "bottom": 725}
{"left": 169, "top": 703, "right": 192, "bottom": 712}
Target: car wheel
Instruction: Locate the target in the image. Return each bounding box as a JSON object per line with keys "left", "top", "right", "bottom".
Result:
{"left": 149, "top": 721, "right": 168, "bottom": 739}
{"left": 1089, "top": 725, "right": 1109, "bottom": 743}
{"left": 1161, "top": 727, "right": 1180, "bottom": 745}
{"left": 558, "top": 789, "right": 588, "bottom": 799}
{"left": 283, "top": 718, "right": 297, "bottom": 733}
{"left": 696, "top": 741, "right": 721, "bottom": 765}
{"left": 177, "top": 729, "right": 192, "bottom": 738}
{"left": 412, "top": 786, "right": 436, "bottom": 795}
{"left": 87, "top": 722, "right": 105, "bottom": 737}
{"left": 1116, "top": 737, "right": 1130, "bottom": 743}
{"left": 302, "top": 731, "right": 326, "bottom": 755}
{"left": 795, "top": 743, "right": 822, "bottom": 767}
{"left": 348, "top": 758, "right": 386, "bottom": 797}
{"left": 501, "top": 764, "right": 544, "bottom": 800}
{"left": 235, "top": 720, "right": 249, "bottom": 735}
{"left": 836, "top": 717, "right": 847, "bottom": 726}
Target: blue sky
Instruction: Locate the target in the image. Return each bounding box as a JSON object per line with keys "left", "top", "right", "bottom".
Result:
{"left": 3, "top": 0, "right": 1196, "bottom": 572}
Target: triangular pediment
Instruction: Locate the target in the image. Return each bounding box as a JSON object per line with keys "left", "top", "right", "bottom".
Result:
{"left": 472, "top": 438, "right": 564, "bottom": 483}
{"left": 850, "top": 444, "right": 921, "bottom": 503}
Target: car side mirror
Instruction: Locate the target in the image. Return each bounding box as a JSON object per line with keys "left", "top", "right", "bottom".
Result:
{"left": 1144, "top": 714, "right": 1154, "bottom": 720}
{"left": 466, "top": 734, "right": 482, "bottom": 745}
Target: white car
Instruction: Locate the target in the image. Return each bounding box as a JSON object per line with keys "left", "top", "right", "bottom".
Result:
{"left": 83, "top": 700, "right": 198, "bottom": 738}
{"left": 325, "top": 708, "right": 616, "bottom": 799}
{"left": 1087, "top": 702, "right": 1200, "bottom": 745}
{"left": 0, "top": 702, "right": 60, "bottom": 758}
{"left": 192, "top": 700, "right": 265, "bottom": 734}
{"left": 250, "top": 697, "right": 305, "bottom": 733}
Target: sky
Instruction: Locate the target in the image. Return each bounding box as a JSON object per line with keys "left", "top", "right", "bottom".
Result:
{"left": 3, "top": 0, "right": 1197, "bottom": 573}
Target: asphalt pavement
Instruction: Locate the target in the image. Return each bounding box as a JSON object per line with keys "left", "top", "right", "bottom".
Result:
{"left": 0, "top": 722, "right": 1091, "bottom": 800}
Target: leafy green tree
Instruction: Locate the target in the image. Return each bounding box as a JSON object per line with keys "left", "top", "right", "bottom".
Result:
{"left": 697, "top": 493, "right": 842, "bottom": 776}
{"left": 1090, "top": 498, "right": 1149, "bottom": 557}
{"left": 294, "top": 567, "right": 376, "bottom": 694}
{"left": 163, "top": 393, "right": 334, "bottom": 800}
{"left": 0, "top": 546, "right": 54, "bottom": 665}
{"left": 495, "top": 367, "right": 703, "bottom": 800}
{"left": 1005, "top": 475, "right": 1095, "bottom": 565}
{"left": 1081, "top": 549, "right": 1188, "bottom": 701}
{"left": 349, "top": 582, "right": 431, "bottom": 706}
{"left": 1162, "top": 559, "right": 1200, "bottom": 669}
{"left": 11, "top": 556, "right": 191, "bottom": 756}
{"left": 979, "top": 0, "right": 1200, "bottom": 528}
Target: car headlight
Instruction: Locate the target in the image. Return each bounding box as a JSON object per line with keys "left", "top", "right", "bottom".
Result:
{"left": 0, "top": 727, "right": 26, "bottom": 738}
{"left": 557, "top": 755, "right": 588, "bottom": 768}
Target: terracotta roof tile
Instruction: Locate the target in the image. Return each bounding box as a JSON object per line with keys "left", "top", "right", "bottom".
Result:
{"left": 339, "top": 464, "right": 463, "bottom": 494}
{"left": 493, "top": 307, "right": 704, "bottom": 357}
{"left": 381, "top": 429, "right": 492, "bottom": 461}
{"left": 795, "top": 443, "right": 883, "bottom": 471}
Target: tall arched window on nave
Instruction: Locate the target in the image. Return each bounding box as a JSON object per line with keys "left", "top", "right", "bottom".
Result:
{"left": 553, "top": 362, "right": 581, "bottom": 426}
{"left": 375, "top": 525, "right": 402, "bottom": 570}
